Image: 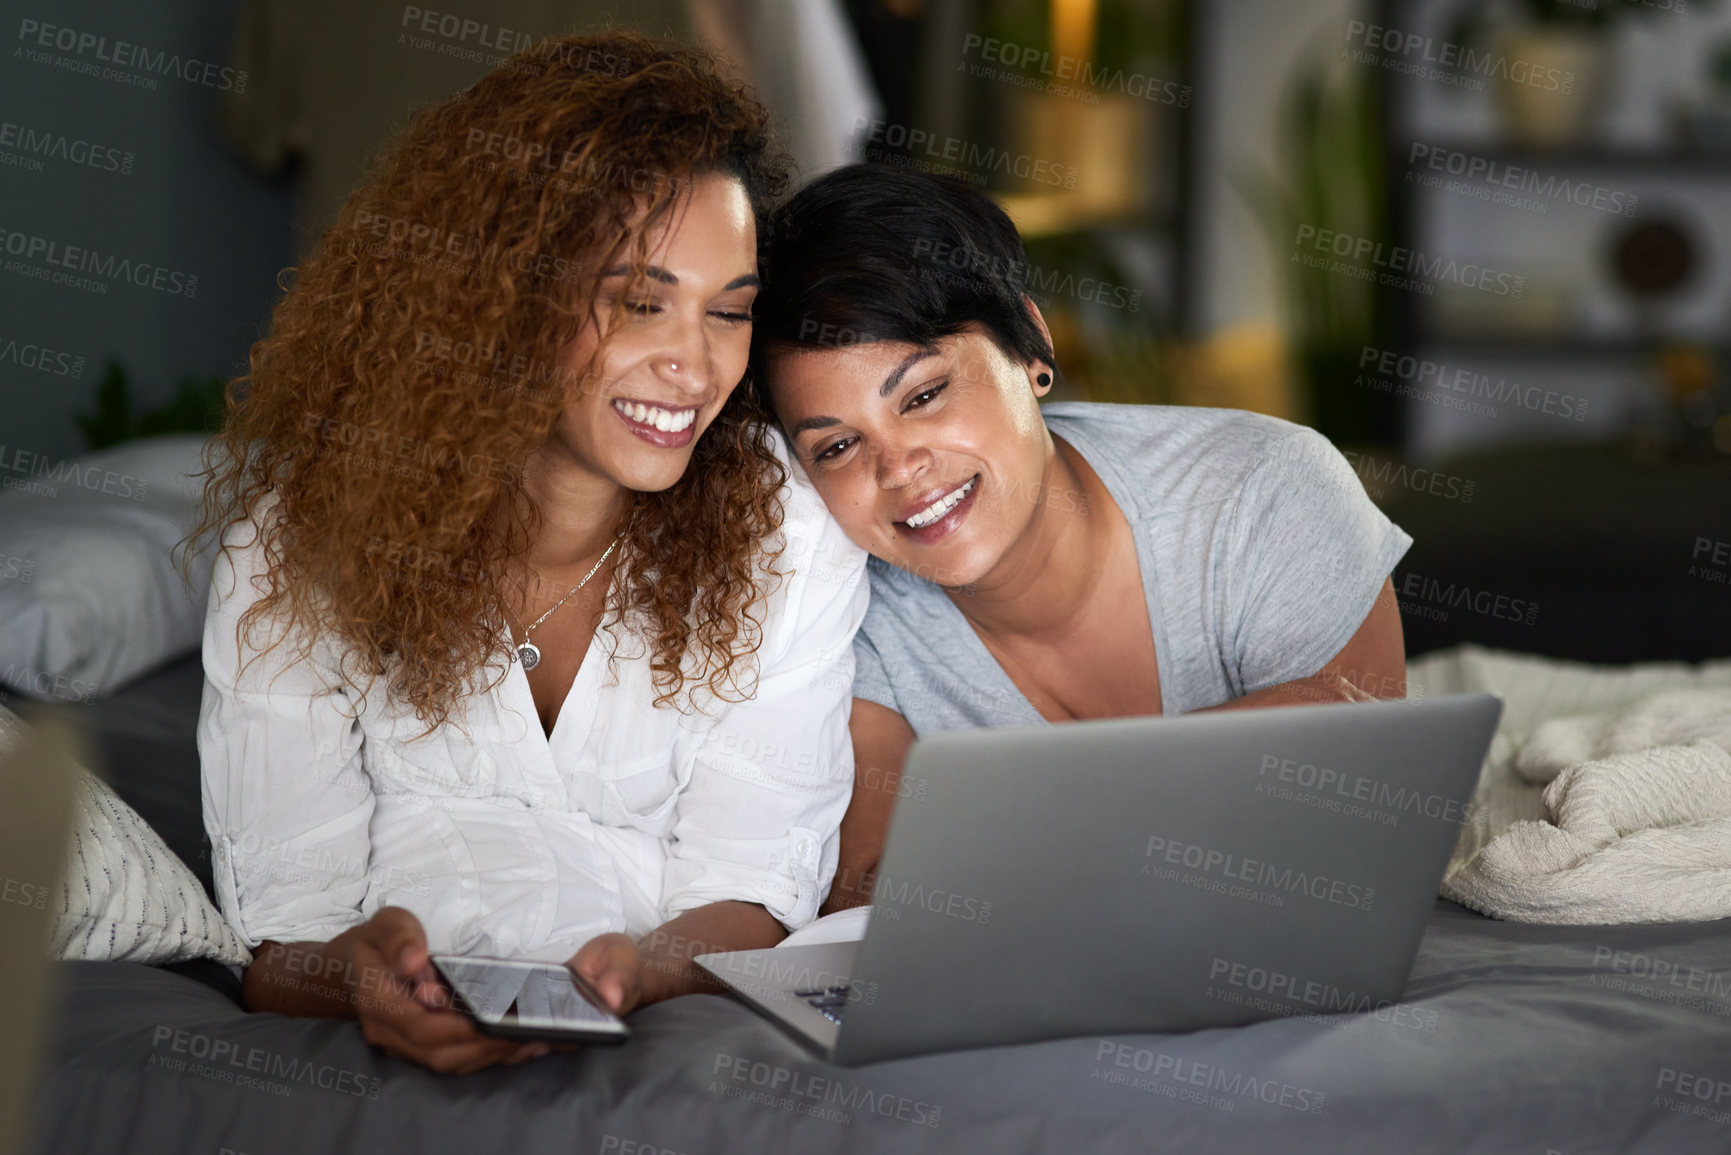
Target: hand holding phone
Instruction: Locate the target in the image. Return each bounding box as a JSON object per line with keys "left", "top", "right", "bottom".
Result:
{"left": 333, "top": 908, "right": 550, "bottom": 1073}
{"left": 431, "top": 955, "right": 631, "bottom": 1044}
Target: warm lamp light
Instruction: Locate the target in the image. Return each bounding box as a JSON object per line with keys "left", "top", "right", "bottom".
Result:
{"left": 1052, "top": 0, "right": 1097, "bottom": 65}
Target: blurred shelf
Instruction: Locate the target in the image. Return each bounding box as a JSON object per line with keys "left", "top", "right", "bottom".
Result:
{"left": 1412, "top": 334, "right": 1731, "bottom": 357}
{"left": 1401, "top": 142, "right": 1731, "bottom": 174}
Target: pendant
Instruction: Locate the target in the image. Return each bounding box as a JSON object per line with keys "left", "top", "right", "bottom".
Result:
{"left": 517, "top": 641, "right": 541, "bottom": 671}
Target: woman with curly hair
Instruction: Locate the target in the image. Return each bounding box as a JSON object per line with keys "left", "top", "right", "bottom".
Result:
{"left": 191, "top": 31, "right": 866, "bottom": 1073}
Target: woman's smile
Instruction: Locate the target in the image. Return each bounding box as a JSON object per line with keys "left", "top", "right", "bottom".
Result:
{"left": 610, "top": 398, "right": 701, "bottom": 447}
{"left": 896, "top": 473, "right": 980, "bottom": 542}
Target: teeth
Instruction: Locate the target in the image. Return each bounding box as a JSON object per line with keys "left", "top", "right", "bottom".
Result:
{"left": 904, "top": 477, "right": 976, "bottom": 529}
{"left": 615, "top": 400, "right": 695, "bottom": 432}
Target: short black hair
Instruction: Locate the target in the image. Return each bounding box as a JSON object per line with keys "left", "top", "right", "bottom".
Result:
{"left": 752, "top": 165, "right": 1056, "bottom": 382}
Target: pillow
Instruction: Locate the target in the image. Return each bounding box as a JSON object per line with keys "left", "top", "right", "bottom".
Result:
{"left": 0, "top": 702, "right": 251, "bottom": 966}
{"left": 0, "top": 435, "right": 214, "bottom": 702}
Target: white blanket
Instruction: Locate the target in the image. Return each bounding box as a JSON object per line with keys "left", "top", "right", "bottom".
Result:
{"left": 1407, "top": 647, "right": 1731, "bottom": 924}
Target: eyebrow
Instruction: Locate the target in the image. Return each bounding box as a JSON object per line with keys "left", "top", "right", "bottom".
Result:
{"left": 881, "top": 347, "right": 938, "bottom": 397}
{"left": 789, "top": 347, "right": 940, "bottom": 438}
{"left": 791, "top": 414, "right": 840, "bottom": 436}
{"left": 601, "top": 264, "right": 759, "bottom": 291}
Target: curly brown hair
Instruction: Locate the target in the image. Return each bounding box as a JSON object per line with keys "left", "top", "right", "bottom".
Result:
{"left": 188, "top": 30, "right": 793, "bottom": 734}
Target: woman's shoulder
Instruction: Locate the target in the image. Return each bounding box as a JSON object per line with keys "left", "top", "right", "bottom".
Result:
{"left": 1043, "top": 400, "right": 1303, "bottom": 463}
{"left": 205, "top": 488, "right": 365, "bottom": 680}
{"left": 1041, "top": 401, "right": 1323, "bottom": 510}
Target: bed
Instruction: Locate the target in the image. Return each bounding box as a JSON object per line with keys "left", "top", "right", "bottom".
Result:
{"left": 22, "top": 645, "right": 1731, "bottom": 1155}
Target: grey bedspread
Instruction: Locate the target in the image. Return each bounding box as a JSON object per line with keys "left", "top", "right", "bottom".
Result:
{"left": 30, "top": 900, "right": 1731, "bottom": 1155}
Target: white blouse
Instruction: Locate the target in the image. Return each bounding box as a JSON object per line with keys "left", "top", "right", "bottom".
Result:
{"left": 198, "top": 438, "right": 868, "bottom": 963}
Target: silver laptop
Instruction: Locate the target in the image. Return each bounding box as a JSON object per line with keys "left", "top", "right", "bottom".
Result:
{"left": 697, "top": 692, "right": 1501, "bottom": 1065}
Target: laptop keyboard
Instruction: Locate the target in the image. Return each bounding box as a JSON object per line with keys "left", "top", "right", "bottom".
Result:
{"left": 794, "top": 984, "right": 851, "bottom": 1025}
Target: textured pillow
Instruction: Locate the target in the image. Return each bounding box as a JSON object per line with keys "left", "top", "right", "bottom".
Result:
{"left": 0, "top": 434, "right": 214, "bottom": 702}
{"left": 0, "top": 704, "right": 250, "bottom": 966}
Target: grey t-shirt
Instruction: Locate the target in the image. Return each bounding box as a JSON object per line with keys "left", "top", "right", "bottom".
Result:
{"left": 852, "top": 402, "right": 1414, "bottom": 733}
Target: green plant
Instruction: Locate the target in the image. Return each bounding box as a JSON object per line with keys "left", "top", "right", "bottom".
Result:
{"left": 1240, "top": 42, "right": 1390, "bottom": 445}
{"left": 73, "top": 360, "right": 230, "bottom": 451}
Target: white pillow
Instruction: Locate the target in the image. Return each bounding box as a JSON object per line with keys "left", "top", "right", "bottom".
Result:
{"left": 0, "top": 435, "right": 214, "bottom": 702}
{"left": 0, "top": 703, "right": 250, "bottom": 966}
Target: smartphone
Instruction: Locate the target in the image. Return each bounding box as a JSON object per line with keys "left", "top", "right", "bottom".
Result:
{"left": 429, "top": 954, "right": 629, "bottom": 1044}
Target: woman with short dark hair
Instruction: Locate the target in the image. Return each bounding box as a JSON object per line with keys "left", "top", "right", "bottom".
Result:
{"left": 753, "top": 165, "right": 1410, "bottom": 913}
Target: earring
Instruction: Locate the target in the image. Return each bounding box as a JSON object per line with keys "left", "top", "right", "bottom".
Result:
{"left": 669, "top": 360, "right": 680, "bottom": 373}
{"left": 1036, "top": 371, "right": 1052, "bottom": 388}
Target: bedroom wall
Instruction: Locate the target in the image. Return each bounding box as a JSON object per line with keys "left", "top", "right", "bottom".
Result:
{"left": 0, "top": 0, "right": 295, "bottom": 462}
{"left": 0, "top": 0, "right": 1395, "bottom": 463}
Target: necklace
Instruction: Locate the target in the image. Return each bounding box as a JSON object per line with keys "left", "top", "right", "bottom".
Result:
{"left": 512, "top": 535, "right": 620, "bottom": 672}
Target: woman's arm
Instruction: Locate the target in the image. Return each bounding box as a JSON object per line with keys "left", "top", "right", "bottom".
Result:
{"left": 206, "top": 521, "right": 541, "bottom": 1074}
{"left": 818, "top": 584, "right": 1401, "bottom": 906}
{"left": 1210, "top": 424, "right": 1412, "bottom": 715}
{"left": 650, "top": 459, "right": 872, "bottom": 951}
{"left": 200, "top": 513, "right": 377, "bottom": 950}
{"left": 1202, "top": 577, "right": 1406, "bottom": 712}
{"left": 819, "top": 698, "right": 915, "bottom": 915}
{"left": 571, "top": 899, "right": 790, "bottom": 1013}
